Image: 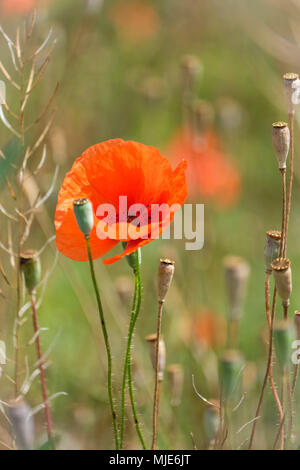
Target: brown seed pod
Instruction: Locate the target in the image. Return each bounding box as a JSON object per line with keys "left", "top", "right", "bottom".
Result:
{"left": 271, "top": 257, "right": 292, "bottom": 307}
{"left": 157, "top": 259, "right": 175, "bottom": 303}
{"left": 145, "top": 333, "right": 166, "bottom": 381}
{"left": 272, "top": 122, "right": 290, "bottom": 170}
{"left": 224, "top": 256, "right": 250, "bottom": 321}
{"left": 283, "top": 72, "right": 299, "bottom": 115}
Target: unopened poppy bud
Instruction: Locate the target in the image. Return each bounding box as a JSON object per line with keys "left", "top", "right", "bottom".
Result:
{"left": 283, "top": 73, "right": 299, "bottom": 114}
{"left": 20, "top": 250, "right": 41, "bottom": 294}
{"left": 264, "top": 230, "right": 281, "bottom": 274}
{"left": 274, "top": 321, "right": 292, "bottom": 371}
{"left": 294, "top": 311, "right": 300, "bottom": 340}
{"left": 224, "top": 256, "right": 250, "bottom": 321}
{"left": 157, "top": 259, "right": 175, "bottom": 303}
{"left": 146, "top": 333, "right": 166, "bottom": 381}
{"left": 272, "top": 122, "right": 290, "bottom": 170}
{"left": 167, "top": 364, "right": 184, "bottom": 407}
{"left": 73, "top": 198, "right": 94, "bottom": 237}
{"left": 7, "top": 399, "right": 34, "bottom": 450}
{"left": 122, "top": 243, "right": 141, "bottom": 271}
{"left": 203, "top": 400, "right": 220, "bottom": 441}
{"left": 219, "top": 350, "right": 243, "bottom": 400}
{"left": 271, "top": 257, "right": 292, "bottom": 307}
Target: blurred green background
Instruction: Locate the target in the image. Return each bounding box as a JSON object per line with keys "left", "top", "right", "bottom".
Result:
{"left": 1, "top": 0, "right": 300, "bottom": 450}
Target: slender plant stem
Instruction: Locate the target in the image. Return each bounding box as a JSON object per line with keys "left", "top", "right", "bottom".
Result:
{"left": 291, "top": 364, "right": 299, "bottom": 396}
{"left": 30, "top": 293, "right": 55, "bottom": 449}
{"left": 279, "top": 169, "right": 286, "bottom": 257}
{"left": 151, "top": 300, "right": 164, "bottom": 450}
{"left": 284, "top": 113, "right": 294, "bottom": 258}
{"left": 248, "top": 288, "right": 277, "bottom": 449}
{"left": 85, "top": 237, "right": 119, "bottom": 450}
{"left": 265, "top": 275, "right": 284, "bottom": 441}
{"left": 120, "top": 251, "right": 146, "bottom": 449}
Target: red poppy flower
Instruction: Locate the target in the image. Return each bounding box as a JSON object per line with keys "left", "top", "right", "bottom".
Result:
{"left": 167, "top": 128, "right": 241, "bottom": 208}
{"left": 55, "top": 139, "right": 187, "bottom": 264}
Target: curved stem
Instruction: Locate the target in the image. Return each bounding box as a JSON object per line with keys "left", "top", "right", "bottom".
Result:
{"left": 85, "top": 237, "right": 119, "bottom": 450}
{"left": 30, "top": 293, "right": 55, "bottom": 449}
{"left": 152, "top": 301, "right": 164, "bottom": 450}
{"left": 120, "top": 251, "right": 146, "bottom": 449}
{"left": 248, "top": 288, "right": 277, "bottom": 449}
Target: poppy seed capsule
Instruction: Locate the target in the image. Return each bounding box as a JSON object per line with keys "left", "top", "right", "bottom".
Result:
{"left": 272, "top": 122, "right": 290, "bottom": 170}
{"left": 219, "top": 350, "right": 243, "bottom": 400}
{"left": 203, "top": 400, "right": 220, "bottom": 441}
{"left": 167, "top": 364, "right": 184, "bottom": 407}
{"left": 273, "top": 321, "right": 292, "bottom": 371}
{"left": 20, "top": 250, "right": 41, "bottom": 293}
{"left": 294, "top": 311, "right": 300, "bottom": 340}
{"left": 271, "top": 257, "right": 292, "bottom": 307}
{"left": 283, "top": 72, "right": 299, "bottom": 114}
{"left": 73, "top": 198, "right": 94, "bottom": 237}
{"left": 224, "top": 256, "right": 250, "bottom": 321}
{"left": 146, "top": 334, "right": 166, "bottom": 381}
{"left": 7, "top": 399, "right": 34, "bottom": 450}
{"left": 264, "top": 230, "right": 281, "bottom": 274}
{"left": 122, "top": 242, "right": 141, "bottom": 271}
{"left": 157, "top": 259, "right": 175, "bottom": 303}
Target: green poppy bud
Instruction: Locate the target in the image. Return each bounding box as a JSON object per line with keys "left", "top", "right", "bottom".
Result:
{"left": 274, "top": 321, "right": 292, "bottom": 371}
{"left": 73, "top": 198, "right": 94, "bottom": 237}
{"left": 219, "top": 350, "right": 243, "bottom": 400}
{"left": 122, "top": 243, "right": 141, "bottom": 271}
{"left": 20, "top": 250, "right": 41, "bottom": 294}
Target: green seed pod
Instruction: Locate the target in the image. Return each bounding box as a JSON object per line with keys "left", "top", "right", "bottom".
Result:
{"left": 272, "top": 122, "right": 290, "bottom": 170}
{"left": 264, "top": 230, "right": 281, "bottom": 274}
{"left": 219, "top": 350, "right": 243, "bottom": 400}
{"left": 157, "top": 259, "right": 175, "bottom": 303}
{"left": 122, "top": 243, "right": 141, "bottom": 271}
{"left": 274, "top": 321, "right": 292, "bottom": 371}
{"left": 73, "top": 198, "right": 94, "bottom": 237}
{"left": 203, "top": 401, "right": 220, "bottom": 441}
{"left": 20, "top": 250, "right": 41, "bottom": 294}
{"left": 271, "top": 257, "right": 292, "bottom": 307}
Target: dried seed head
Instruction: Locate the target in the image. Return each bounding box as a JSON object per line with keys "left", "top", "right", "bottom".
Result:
{"left": 272, "top": 122, "right": 290, "bottom": 170}
{"left": 145, "top": 333, "right": 166, "bottom": 381}
{"left": 7, "top": 399, "right": 34, "bottom": 450}
{"left": 167, "top": 364, "right": 184, "bottom": 407}
{"left": 294, "top": 311, "right": 300, "bottom": 340}
{"left": 181, "top": 55, "right": 202, "bottom": 83}
{"left": 73, "top": 198, "right": 94, "bottom": 237}
{"left": 224, "top": 256, "right": 250, "bottom": 321}
{"left": 219, "top": 349, "right": 243, "bottom": 400}
{"left": 271, "top": 257, "right": 292, "bottom": 307}
{"left": 203, "top": 400, "right": 220, "bottom": 441}
{"left": 264, "top": 230, "right": 281, "bottom": 274}
{"left": 157, "top": 258, "right": 175, "bottom": 303}
{"left": 273, "top": 320, "right": 293, "bottom": 371}
{"left": 20, "top": 250, "right": 41, "bottom": 293}
{"left": 283, "top": 72, "right": 299, "bottom": 114}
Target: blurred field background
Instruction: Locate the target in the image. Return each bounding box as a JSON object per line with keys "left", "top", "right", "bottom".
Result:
{"left": 1, "top": 0, "right": 300, "bottom": 450}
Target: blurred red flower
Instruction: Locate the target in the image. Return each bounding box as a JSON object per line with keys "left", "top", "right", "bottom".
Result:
{"left": 55, "top": 139, "right": 187, "bottom": 264}
{"left": 108, "top": 0, "right": 160, "bottom": 44}
{"left": 167, "top": 128, "right": 241, "bottom": 208}
{"left": 1, "top": 0, "right": 40, "bottom": 16}
{"left": 192, "top": 309, "right": 226, "bottom": 349}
